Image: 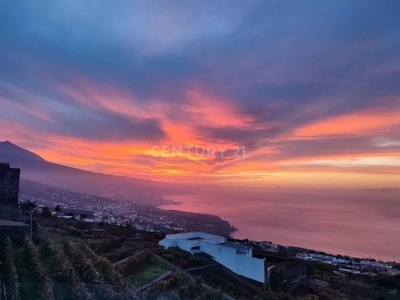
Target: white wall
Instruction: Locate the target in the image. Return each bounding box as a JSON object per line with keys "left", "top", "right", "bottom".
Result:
{"left": 200, "top": 241, "right": 265, "bottom": 283}
{"left": 159, "top": 233, "right": 265, "bottom": 283}
{"left": 159, "top": 237, "right": 176, "bottom": 248}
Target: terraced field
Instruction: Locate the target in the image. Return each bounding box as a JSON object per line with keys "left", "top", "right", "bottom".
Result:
{"left": 0, "top": 226, "right": 223, "bottom": 300}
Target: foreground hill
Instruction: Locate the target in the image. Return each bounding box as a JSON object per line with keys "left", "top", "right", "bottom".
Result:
{"left": 0, "top": 141, "right": 187, "bottom": 205}
{"left": 3, "top": 220, "right": 399, "bottom": 300}
{"left": 1, "top": 229, "right": 224, "bottom": 300}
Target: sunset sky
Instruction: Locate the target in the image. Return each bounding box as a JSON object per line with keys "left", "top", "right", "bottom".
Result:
{"left": 1, "top": 1, "right": 400, "bottom": 187}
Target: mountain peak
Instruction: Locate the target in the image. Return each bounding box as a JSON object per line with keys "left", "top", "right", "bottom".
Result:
{"left": 0, "top": 141, "right": 45, "bottom": 162}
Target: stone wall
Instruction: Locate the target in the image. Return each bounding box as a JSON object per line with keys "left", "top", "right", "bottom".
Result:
{"left": 0, "top": 163, "right": 21, "bottom": 220}
{"left": 0, "top": 163, "right": 20, "bottom": 206}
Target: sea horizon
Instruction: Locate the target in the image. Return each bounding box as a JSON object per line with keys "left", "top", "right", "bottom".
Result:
{"left": 161, "top": 187, "right": 400, "bottom": 263}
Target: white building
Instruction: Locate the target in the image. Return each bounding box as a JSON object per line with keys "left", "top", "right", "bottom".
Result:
{"left": 159, "top": 232, "right": 265, "bottom": 283}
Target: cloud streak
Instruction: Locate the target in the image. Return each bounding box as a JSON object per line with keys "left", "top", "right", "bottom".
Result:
{"left": 0, "top": 0, "right": 400, "bottom": 187}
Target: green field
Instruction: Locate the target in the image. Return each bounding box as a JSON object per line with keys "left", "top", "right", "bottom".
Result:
{"left": 130, "top": 258, "right": 170, "bottom": 286}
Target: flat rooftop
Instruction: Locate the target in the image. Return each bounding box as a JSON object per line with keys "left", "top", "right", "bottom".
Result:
{"left": 0, "top": 219, "right": 30, "bottom": 227}
{"left": 167, "top": 232, "right": 224, "bottom": 240}
{"left": 221, "top": 241, "right": 250, "bottom": 254}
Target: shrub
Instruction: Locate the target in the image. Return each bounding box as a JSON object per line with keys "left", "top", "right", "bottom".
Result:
{"left": 42, "top": 237, "right": 93, "bottom": 300}
{"left": 23, "top": 237, "right": 55, "bottom": 300}
{"left": 3, "top": 238, "right": 20, "bottom": 300}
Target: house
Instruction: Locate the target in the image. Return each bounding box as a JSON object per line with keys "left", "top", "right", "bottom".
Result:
{"left": 159, "top": 231, "right": 266, "bottom": 283}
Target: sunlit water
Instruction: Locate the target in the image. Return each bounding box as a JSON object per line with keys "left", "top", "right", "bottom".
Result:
{"left": 160, "top": 188, "right": 400, "bottom": 262}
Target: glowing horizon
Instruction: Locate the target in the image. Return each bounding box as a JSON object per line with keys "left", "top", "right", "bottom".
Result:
{"left": 1, "top": 1, "right": 399, "bottom": 188}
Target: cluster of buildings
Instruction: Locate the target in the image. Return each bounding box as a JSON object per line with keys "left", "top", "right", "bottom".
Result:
{"left": 3, "top": 161, "right": 399, "bottom": 284}
{"left": 1, "top": 162, "right": 185, "bottom": 239}
{"left": 35, "top": 200, "right": 175, "bottom": 230}
{"left": 295, "top": 252, "right": 400, "bottom": 276}
{"left": 19, "top": 179, "right": 233, "bottom": 235}
{"left": 19, "top": 182, "right": 182, "bottom": 231}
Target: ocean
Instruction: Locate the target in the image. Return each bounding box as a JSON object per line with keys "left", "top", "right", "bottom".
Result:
{"left": 160, "top": 187, "right": 400, "bottom": 262}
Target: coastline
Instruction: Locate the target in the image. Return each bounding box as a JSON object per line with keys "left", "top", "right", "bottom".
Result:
{"left": 159, "top": 192, "right": 400, "bottom": 263}
{"left": 157, "top": 194, "right": 237, "bottom": 237}
{"left": 240, "top": 238, "right": 399, "bottom": 265}
{"left": 159, "top": 196, "right": 398, "bottom": 264}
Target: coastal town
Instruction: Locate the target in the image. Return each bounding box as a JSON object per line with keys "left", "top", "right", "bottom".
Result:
{"left": 18, "top": 174, "right": 400, "bottom": 281}
{"left": 18, "top": 178, "right": 236, "bottom": 237}
{"left": 1, "top": 163, "right": 400, "bottom": 299}
{"left": 2, "top": 1, "right": 400, "bottom": 298}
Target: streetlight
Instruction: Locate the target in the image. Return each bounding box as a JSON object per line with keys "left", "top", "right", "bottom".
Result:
{"left": 29, "top": 210, "right": 33, "bottom": 239}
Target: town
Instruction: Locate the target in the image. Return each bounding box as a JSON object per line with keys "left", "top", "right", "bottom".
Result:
{"left": 18, "top": 179, "right": 400, "bottom": 280}
{"left": 13, "top": 168, "right": 400, "bottom": 281}
{"left": 18, "top": 178, "right": 236, "bottom": 237}
{"left": 1, "top": 163, "right": 400, "bottom": 299}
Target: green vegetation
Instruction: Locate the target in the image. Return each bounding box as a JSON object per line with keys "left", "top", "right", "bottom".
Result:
{"left": 41, "top": 207, "right": 53, "bottom": 218}
{"left": 41, "top": 237, "right": 92, "bottom": 300}
{"left": 2, "top": 217, "right": 398, "bottom": 299}
{"left": 3, "top": 238, "right": 21, "bottom": 300}
{"left": 159, "top": 247, "right": 211, "bottom": 269}
{"left": 0, "top": 221, "right": 223, "bottom": 300}
{"left": 147, "top": 272, "right": 221, "bottom": 300}
{"left": 130, "top": 258, "right": 169, "bottom": 286}
{"left": 22, "top": 236, "right": 55, "bottom": 300}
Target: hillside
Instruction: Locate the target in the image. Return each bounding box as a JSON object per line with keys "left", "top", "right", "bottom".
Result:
{"left": 0, "top": 226, "right": 224, "bottom": 300}
{"left": 3, "top": 219, "right": 399, "bottom": 300}
{"left": 0, "top": 141, "right": 187, "bottom": 205}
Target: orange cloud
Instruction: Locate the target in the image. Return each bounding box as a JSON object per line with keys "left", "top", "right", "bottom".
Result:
{"left": 183, "top": 88, "right": 253, "bottom": 128}
{"left": 57, "top": 78, "right": 254, "bottom": 154}
{"left": 296, "top": 107, "right": 400, "bottom": 137}
{"left": 4, "top": 76, "right": 399, "bottom": 188}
